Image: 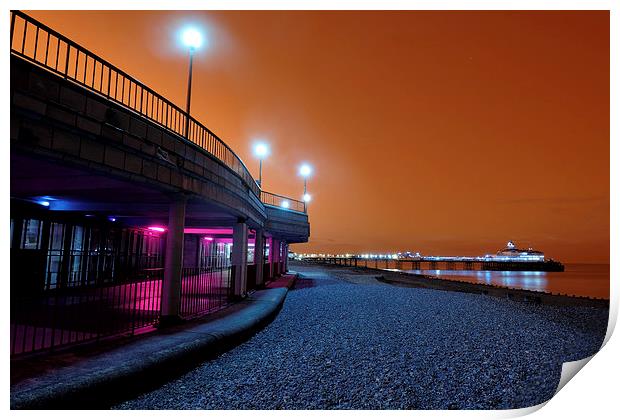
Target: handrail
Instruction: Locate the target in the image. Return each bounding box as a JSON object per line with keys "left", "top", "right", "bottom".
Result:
{"left": 261, "top": 191, "right": 306, "bottom": 213}
{"left": 10, "top": 10, "right": 307, "bottom": 213}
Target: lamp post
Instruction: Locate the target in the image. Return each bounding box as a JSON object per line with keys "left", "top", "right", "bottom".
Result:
{"left": 181, "top": 27, "right": 203, "bottom": 138}
{"left": 299, "top": 163, "right": 312, "bottom": 211}
{"left": 253, "top": 142, "right": 269, "bottom": 188}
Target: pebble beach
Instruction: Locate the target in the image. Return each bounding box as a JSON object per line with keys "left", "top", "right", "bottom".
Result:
{"left": 116, "top": 262, "right": 608, "bottom": 410}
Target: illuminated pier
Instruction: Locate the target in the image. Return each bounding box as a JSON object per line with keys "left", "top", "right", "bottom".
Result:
{"left": 296, "top": 242, "right": 565, "bottom": 272}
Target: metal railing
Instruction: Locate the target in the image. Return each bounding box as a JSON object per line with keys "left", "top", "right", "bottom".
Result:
{"left": 179, "top": 266, "right": 233, "bottom": 319}
{"left": 10, "top": 11, "right": 265, "bottom": 196}
{"left": 10, "top": 264, "right": 239, "bottom": 355}
{"left": 261, "top": 191, "right": 306, "bottom": 213}
{"left": 10, "top": 269, "right": 163, "bottom": 355}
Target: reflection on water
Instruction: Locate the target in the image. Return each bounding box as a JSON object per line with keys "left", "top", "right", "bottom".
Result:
{"left": 389, "top": 263, "right": 609, "bottom": 299}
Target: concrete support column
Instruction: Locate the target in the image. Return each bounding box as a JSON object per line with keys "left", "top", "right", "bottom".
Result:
{"left": 264, "top": 237, "right": 270, "bottom": 278}
{"left": 232, "top": 219, "right": 248, "bottom": 297}
{"left": 279, "top": 241, "right": 284, "bottom": 274}
{"left": 272, "top": 238, "right": 280, "bottom": 277}
{"left": 284, "top": 243, "right": 289, "bottom": 272}
{"left": 266, "top": 237, "right": 273, "bottom": 279}
{"left": 255, "top": 229, "right": 265, "bottom": 287}
{"left": 160, "top": 196, "right": 186, "bottom": 323}
{"left": 279, "top": 241, "right": 286, "bottom": 273}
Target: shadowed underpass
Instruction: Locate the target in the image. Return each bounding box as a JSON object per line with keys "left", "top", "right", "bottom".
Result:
{"left": 116, "top": 262, "right": 608, "bottom": 410}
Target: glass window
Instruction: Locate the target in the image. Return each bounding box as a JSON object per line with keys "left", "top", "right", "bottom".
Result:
{"left": 50, "top": 222, "right": 65, "bottom": 250}
{"left": 69, "top": 226, "right": 83, "bottom": 287}
{"left": 46, "top": 255, "right": 61, "bottom": 289}
{"left": 21, "top": 219, "right": 43, "bottom": 249}
{"left": 72, "top": 225, "right": 84, "bottom": 251}
{"left": 46, "top": 223, "right": 65, "bottom": 290}
{"left": 247, "top": 245, "right": 255, "bottom": 264}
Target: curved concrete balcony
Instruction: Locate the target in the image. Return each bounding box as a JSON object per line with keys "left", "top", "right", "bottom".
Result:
{"left": 9, "top": 11, "right": 309, "bottom": 243}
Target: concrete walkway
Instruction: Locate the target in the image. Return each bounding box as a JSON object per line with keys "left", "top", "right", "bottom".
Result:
{"left": 10, "top": 275, "right": 296, "bottom": 409}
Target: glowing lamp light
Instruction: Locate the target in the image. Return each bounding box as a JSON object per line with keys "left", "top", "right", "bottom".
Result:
{"left": 299, "top": 164, "right": 312, "bottom": 177}
{"left": 303, "top": 193, "right": 311, "bottom": 202}
{"left": 181, "top": 27, "right": 204, "bottom": 50}
{"left": 253, "top": 142, "right": 269, "bottom": 158}
{"left": 203, "top": 236, "right": 214, "bottom": 241}
{"left": 281, "top": 200, "right": 290, "bottom": 209}
{"left": 34, "top": 195, "right": 57, "bottom": 207}
{"left": 147, "top": 226, "right": 166, "bottom": 232}
{"left": 108, "top": 217, "right": 117, "bottom": 222}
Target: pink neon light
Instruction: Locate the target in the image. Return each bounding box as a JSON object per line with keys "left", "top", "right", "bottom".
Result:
{"left": 147, "top": 226, "right": 166, "bottom": 232}
{"left": 203, "top": 237, "right": 214, "bottom": 241}
{"left": 184, "top": 228, "right": 234, "bottom": 235}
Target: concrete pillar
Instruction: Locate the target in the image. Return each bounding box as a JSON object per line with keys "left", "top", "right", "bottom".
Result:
{"left": 232, "top": 219, "right": 248, "bottom": 297}
{"left": 280, "top": 241, "right": 286, "bottom": 273}
{"left": 279, "top": 241, "right": 285, "bottom": 274}
{"left": 284, "top": 243, "right": 289, "bottom": 272}
{"left": 267, "top": 237, "right": 274, "bottom": 278}
{"left": 160, "top": 196, "right": 186, "bottom": 323}
{"left": 272, "top": 238, "right": 280, "bottom": 277}
{"left": 265, "top": 237, "right": 271, "bottom": 279}
{"left": 255, "top": 229, "right": 265, "bottom": 287}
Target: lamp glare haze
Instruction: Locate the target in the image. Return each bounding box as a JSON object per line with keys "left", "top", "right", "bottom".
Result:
{"left": 254, "top": 143, "right": 269, "bottom": 158}
{"left": 299, "top": 164, "right": 312, "bottom": 177}
{"left": 303, "top": 193, "right": 311, "bottom": 202}
{"left": 181, "top": 27, "right": 203, "bottom": 49}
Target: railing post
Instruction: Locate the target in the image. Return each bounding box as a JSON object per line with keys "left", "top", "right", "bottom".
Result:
{"left": 160, "top": 195, "right": 186, "bottom": 325}
{"left": 10, "top": 12, "right": 16, "bottom": 46}
{"left": 64, "top": 44, "right": 71, "bottom": 77}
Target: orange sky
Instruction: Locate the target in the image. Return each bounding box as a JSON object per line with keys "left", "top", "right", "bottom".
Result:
{"left": 26, "top": 10, "right": 610, "bottom": 263}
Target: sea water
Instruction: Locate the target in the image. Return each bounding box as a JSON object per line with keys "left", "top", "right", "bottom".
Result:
{"left": 395, "top": 263, "right": 609, "bottom": 299}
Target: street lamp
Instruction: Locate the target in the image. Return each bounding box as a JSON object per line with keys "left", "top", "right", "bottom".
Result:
{"left": 299, "top": 163, "right": 312, "bottom": 194}
{"left": 180, "top": 27, "right": 204, "bottom": 138}
{"left": 253, "top": 142, "right": 270, "bottom": 187}
{"left": 299, "top": 163, "right": 313, "bottom": 211}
